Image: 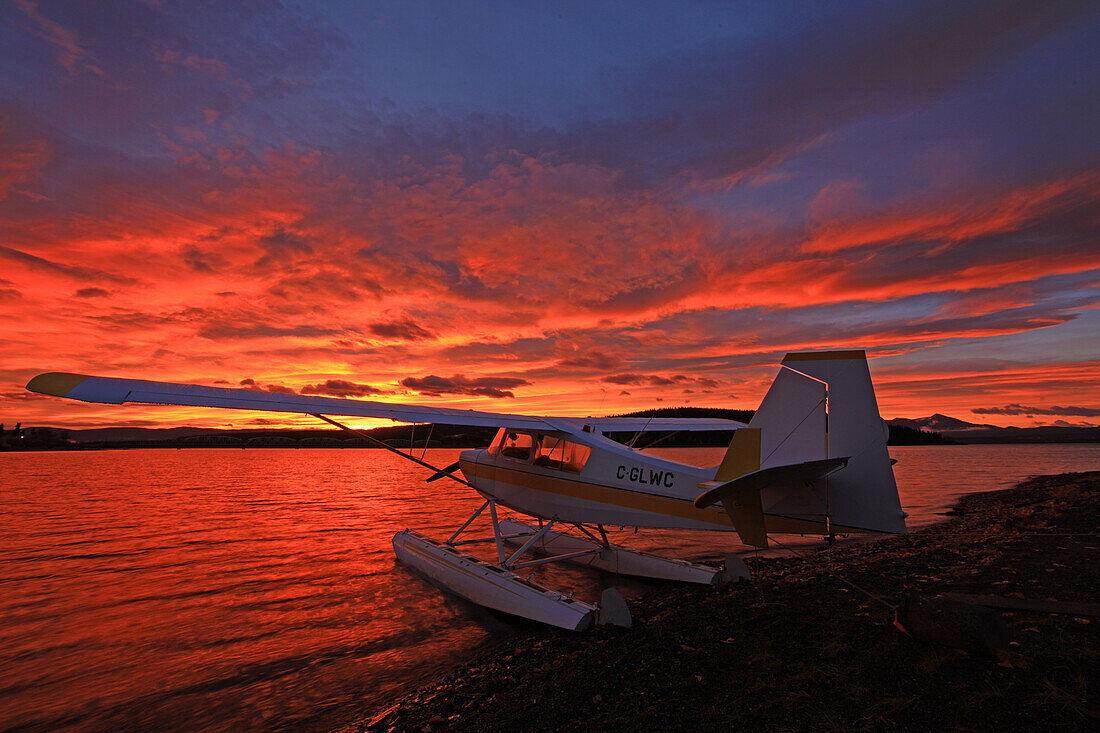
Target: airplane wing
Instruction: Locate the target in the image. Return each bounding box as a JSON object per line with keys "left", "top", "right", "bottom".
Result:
{"left": 26, "top": 372, "right": 553, "bottom": 430}
{"left": 26, "top": 373, "right": 746, "bottom": 432}
{"left": 582, "top": 417, "right": 746, "bottom": 432}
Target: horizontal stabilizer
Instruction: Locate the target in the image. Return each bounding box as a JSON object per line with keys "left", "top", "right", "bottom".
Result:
{"left": 694, "top": 456, "right": 850, "bottom": 510}
{"left": 695, "top": 456, "right": 848, "bottom": 548}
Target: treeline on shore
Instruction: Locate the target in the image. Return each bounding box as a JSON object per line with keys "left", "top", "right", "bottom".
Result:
{"left": 0, "top": 423, "right": 499, "bottom": 451}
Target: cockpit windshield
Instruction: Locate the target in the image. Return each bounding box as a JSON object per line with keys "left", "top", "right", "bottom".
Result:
{"left": 489, "top": 430, "right": 592, "bottom": 473}
{"left": 487, "top": 428, "right": 505, "bottom": 455}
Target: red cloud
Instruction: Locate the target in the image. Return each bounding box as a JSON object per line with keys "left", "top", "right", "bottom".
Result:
{"left": 13, "top": 0, "right": 103, "bottom": 76}
{"left": 0, "top": 99, "right": 1095, "bottom": 430}
{"left": 367, "top": 318, "right": 435, "bottom": 342}
{"left": 238, "top": 378, "right": 296, "bottom": 394}
{"left": 154, "top": 49, "right": 230, "bottom": 80}
{"left": 557, "top": 350, "right": 623, "bottom": 370}
{"left": 300, "top": 379, "right": 389, "bottom": 397}
{"left": 0, "top": 144, "right": 48, "bottom": 199}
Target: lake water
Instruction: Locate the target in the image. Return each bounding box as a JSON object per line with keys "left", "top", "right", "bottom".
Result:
{"left": 2, "top": 444, "right": 1098, "bottom": 731}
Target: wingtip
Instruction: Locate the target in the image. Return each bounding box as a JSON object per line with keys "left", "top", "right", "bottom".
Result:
{"left": 26, "top": 372, "right": 91, "bottom": 398}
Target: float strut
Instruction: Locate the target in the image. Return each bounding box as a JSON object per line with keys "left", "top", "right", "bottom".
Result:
{"left": 447, "top": 500, "right": 490, "bottom": 545}
{"left": 487, "top": 499, "right": 506, "bottom": 564}
{"left": 505, "top": 519, "right": 557, "bottom": 569}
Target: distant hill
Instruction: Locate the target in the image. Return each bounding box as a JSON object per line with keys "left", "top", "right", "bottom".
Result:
{"left": 65, "top": 427, "right": 215, "bottom": 443}
{"left": 612, "top": 406, "right": 755, "bottom": 423}
{"left": 601, "top": 408, "right": 748, "bottom": 448}
{"left": 888, "top": 414, "right": 1100, "bottom": 443}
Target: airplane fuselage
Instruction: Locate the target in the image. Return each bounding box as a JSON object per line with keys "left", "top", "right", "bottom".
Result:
{"left": 458, "top": 428, "right": 735, "bottom": 530}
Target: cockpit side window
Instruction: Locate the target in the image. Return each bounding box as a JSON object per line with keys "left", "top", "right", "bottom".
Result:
{"left": 499, "top": 431, "right": 535, "bottom": 461}
{"left": 533, "top": 434, "right": 592, "bottom": 473}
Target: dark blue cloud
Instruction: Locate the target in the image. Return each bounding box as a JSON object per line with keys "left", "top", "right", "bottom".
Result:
{"left": 4, "top": 0, "right": 1094, "bottom": 192}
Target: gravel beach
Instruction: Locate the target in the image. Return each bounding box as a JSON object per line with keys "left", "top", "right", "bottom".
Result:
{"left": 351, "top": 472, "right": 1099, "bottom": 732}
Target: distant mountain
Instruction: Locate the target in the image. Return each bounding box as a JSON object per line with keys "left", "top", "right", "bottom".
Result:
{"left": 889, "top": 413, "right": 995, "bottom": 432}
{"left": 888, "top": 415, "right": 1100, "bottom": 444}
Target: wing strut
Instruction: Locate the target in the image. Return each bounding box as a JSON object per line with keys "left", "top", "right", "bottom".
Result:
{"left": 310, "top": 413, "right": 476, "bottom": 489}
{"left": 427, "top": 461, "right": 462, "bottom": 483}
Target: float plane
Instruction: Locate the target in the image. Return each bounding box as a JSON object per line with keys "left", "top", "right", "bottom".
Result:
{"left": 27, "top": 349, "right": 905, "bottom": 630}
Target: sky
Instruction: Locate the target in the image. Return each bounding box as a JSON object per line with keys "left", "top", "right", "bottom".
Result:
{"left": 1, "top": 0, "right": 1097, "bottom": 431}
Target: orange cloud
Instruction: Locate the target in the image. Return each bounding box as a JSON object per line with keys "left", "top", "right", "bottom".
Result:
{"left": 803, "top": 171, "right": 1099, "bottom": 254}
{"left": 1, "top": 118, "right": 1097, "bottom": 431}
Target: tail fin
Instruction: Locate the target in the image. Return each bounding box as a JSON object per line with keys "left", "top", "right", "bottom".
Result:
{"left": 704, "top": 350, "right": 905, "bottom": 545}
{"left": 750, "top": 349, "right": 905, "bottom": 536}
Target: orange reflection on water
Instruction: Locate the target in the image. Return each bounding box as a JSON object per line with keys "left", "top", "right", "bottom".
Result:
{"left": 2, "top": 444, "right": 1099, "bottom": 729}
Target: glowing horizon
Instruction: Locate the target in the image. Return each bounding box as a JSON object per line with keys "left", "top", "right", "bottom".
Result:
{"left": 2, "top": 1, "right": 1098, "bottom": 431}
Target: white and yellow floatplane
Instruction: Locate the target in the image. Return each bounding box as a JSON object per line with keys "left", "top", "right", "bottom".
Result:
{"left": 27, "top": 350, "right": 905, "bottom": 630}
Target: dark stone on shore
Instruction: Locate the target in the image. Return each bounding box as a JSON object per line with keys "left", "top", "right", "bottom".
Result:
{"left": 895, "top": 592, "right": 1008, "bottom": 656}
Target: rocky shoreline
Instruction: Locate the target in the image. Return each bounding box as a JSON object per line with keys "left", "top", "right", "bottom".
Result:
{"left": 347, "top": 472, "right": 1099, "bottom": 732}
